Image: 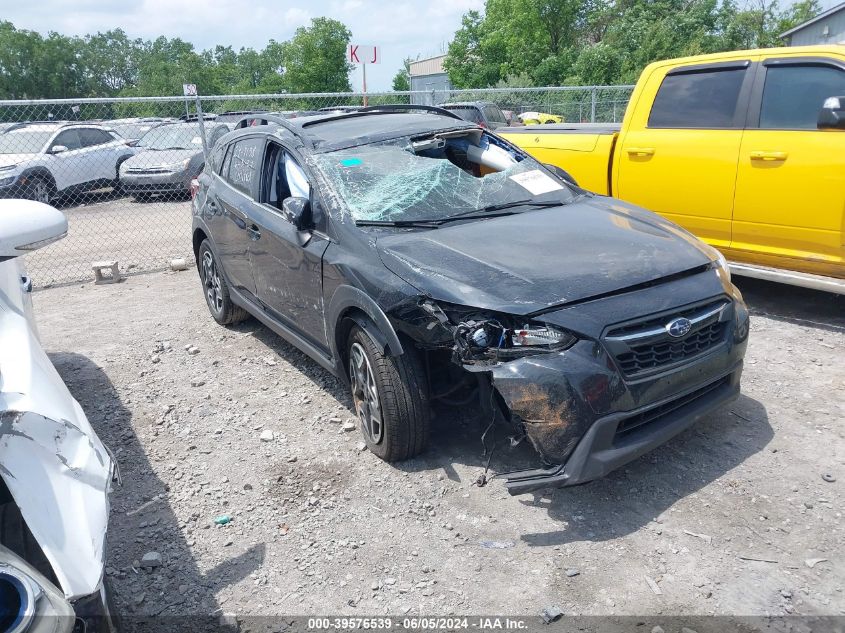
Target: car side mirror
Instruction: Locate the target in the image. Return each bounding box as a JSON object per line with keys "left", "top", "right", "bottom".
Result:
{"left": 543, "top": 163, "right": 579, "bottom": 187}
{"left": 49, "top": 144, "right": 69, "bottom": 154}
{"left": 818, "top": 96, "right": 845, "bottom": 130}
{"left": 0, "top": 200, "right": 67, "bottom": 260}
{"left": 282, "top": 197, "right": 310, "bottom": 231}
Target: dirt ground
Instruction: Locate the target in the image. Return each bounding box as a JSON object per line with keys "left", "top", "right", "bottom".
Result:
{"left": 32, "top": 269, "right": 844, "bottom": 624}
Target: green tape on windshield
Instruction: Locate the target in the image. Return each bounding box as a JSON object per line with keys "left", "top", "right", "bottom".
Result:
{"left": 341, "top": 158, "right": 362, "bottom": 167}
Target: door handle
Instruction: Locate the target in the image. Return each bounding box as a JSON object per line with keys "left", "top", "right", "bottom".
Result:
{"left": 247, "top": 224, "right": 261, "bottom": 240}
{"left": 626, "top": 147, "right": 655, "bottom": 157}
{"left": 20, "top": 276, "right": 32, "bottom": 293}
{"left": 750, "top": 151, "right": 788, "bottom": 161}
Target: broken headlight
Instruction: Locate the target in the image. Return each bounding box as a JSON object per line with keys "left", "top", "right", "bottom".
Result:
{"left": 455, "top": 316, "right": 576, "bottom": 362}
{"left": 0, "top": 545, "right": 74, "bottom": 633}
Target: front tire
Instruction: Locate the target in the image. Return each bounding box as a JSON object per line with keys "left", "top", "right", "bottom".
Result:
{"left": 198, "top": 240, "right": 248, "bottom": 326}
{"left": 25, "top": 176, "right": 53, "bottom": 204}
{"left": 347, "top": 325, "right": 430, "bottom": 461}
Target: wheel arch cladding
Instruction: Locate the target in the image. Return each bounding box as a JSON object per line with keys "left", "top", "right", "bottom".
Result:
{"left": 19, "top": 167, "right": 55, "bottom": 188}
{"left": 192, "top": 228, "right": 208, "bottom": 259}
{"left": 328, "top": 286, "right": 404, "bottom": 363}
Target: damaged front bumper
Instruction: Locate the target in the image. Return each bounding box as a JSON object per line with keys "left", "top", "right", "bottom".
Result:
{"left": 496, "top": 365, "right": 741, "bottom": 494}
{"left": 471, "top": 284, "right": 748, "bottom": 495}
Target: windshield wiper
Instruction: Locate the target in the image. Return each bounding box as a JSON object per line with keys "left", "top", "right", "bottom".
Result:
{"left": 355, "top": 219, "right": 442, "bottom": 229}
{"left": 444, "top": 199, "right": 563, "bottom": 222}
{"left": 151, "top": 146, "right": 190, "bottom": 151}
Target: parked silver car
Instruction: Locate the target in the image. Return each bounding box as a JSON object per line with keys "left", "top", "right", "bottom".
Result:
{"left": 0, "top": 199, "right": 116, "bottom": 632}
{"left": 119, "top": 122, "right": 228, "bottom": 200}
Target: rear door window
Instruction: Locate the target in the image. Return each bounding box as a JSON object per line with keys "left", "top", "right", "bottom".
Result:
{"left": 445, "top": 106, "right": 483, "bottom": 124}
{"left": 223, "top": 137, "right": 264, "bottom": 198}
{"left": 759, "top": 63, "right": 845, "bottom": 129}
{"left": 483, "top": 105, "right": 507, "bottom": 124}
{"left": 79, "top": 128, "right": 114, "bottom": 147}
{"left": 648, "top": 67, "right": 747, "bottom": 128}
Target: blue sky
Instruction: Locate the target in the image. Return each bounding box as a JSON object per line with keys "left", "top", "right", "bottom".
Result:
{"left": 2, "top": 0, "right": 484, "bottom": 92}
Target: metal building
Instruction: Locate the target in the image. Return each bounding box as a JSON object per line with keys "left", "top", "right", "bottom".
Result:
{"left": 781, "top": 2, "right": 845, "bottom": 45}
{"left": 409, "top": 55, "right": 452, "bottom": 104}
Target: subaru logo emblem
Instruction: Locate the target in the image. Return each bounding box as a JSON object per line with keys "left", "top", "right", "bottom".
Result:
{"left": 666, "top": 317, "right": 692, "bottom": 338}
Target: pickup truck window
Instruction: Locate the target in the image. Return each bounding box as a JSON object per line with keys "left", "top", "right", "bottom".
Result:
{"left": 648, "top": 68, "right": 746, "bottom": 128}
{"left": 760, "top": 65, "right": 845, "bottom": 129}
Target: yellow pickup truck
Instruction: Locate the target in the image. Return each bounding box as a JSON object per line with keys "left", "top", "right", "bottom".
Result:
{"left": 500, "top": 45, "right": 845, "bottom": 293}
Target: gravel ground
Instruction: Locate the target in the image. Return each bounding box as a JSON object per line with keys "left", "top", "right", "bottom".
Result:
{"left": 32, "top": 270, "right": 844, "bottom": 624}
{"left": 26, "top": 191, "right": 192, "bottom": 287}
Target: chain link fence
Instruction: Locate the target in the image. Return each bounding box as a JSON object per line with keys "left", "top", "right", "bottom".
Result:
{"left": 0, "top": 85, "right": 634, "bottom": 287}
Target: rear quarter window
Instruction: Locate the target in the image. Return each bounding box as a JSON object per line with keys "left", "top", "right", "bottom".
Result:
{"left": 223, "top": 137, "right": 264, "bottom": 197}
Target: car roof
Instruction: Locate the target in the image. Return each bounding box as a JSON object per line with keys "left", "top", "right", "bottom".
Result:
{"left": 223, "top": 110, "right": 475, "bottom": 152}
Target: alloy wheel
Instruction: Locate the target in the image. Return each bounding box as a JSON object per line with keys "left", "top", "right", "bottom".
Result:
{"left": 201, "top": 250, "right": 223, "bottom": 314}
{"left": 31, "top": 180, "right": 50, "bottom": 204}
{"left": 349, "top": 342, "right": 383, "bottom": 444}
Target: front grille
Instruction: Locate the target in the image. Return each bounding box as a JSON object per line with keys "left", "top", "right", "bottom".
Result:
{"left": 616, "top": 321, "right": 727, "bottom": 374}
{"left": 614, "top": 375, "right": 730, "bottom": 439}
{"left": 605, "top": 299, "right": 730, "bottom": 377}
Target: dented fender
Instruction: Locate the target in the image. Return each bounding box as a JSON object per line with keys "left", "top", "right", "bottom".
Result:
{"left": 0, "top": 281, "right": 112, "bottom": 600}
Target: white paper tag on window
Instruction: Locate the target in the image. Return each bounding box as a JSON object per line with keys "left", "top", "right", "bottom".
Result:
{"left": 191, "top": 136, "right": 202, "bottom": 144}
{"left": 509, "top": 170, "right": 563, "bottom": 195}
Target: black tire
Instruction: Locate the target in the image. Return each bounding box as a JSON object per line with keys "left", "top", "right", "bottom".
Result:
{"left": 25, "top": 175, "right": 54, "bottom": 204}
{"left": 347, "top": 325, "right": 430, "bottom": 461}
{"left": 198, "top": 239, "right": 248, "bottom": 326}
{"left": 0, "top": 502, "right": 58, "bottom": 586}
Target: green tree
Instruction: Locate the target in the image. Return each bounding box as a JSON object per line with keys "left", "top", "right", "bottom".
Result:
{"left": 82, "top": 29, "right": 143, "bottom": 95}
{"left": 445, "top": 0, "right": 823, "bottom": 89}
{"left": 392, "top": 57, "right": 413, "bottom": 91}
{"left": 281, "top": 17, "right": 353, "bottom": 93}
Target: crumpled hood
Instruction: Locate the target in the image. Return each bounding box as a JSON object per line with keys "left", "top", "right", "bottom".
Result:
{"left": 377, "top": 198, "right": 714, "bottom": 315}
{"left": 0, "top": 154, "right": 36, "bottom": 169}
{"left": 0, "top": 260, "right": 112, "bottom": 600}
{"left": 123, "top": 147, "right": 198, "bottom": 168}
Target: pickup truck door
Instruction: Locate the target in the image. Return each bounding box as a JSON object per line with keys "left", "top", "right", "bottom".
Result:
{"left": 732, "top": 57, "right": 845, "bottom": 275}
{"left": 615, "top": 60, "right": 756, "bottom": 250}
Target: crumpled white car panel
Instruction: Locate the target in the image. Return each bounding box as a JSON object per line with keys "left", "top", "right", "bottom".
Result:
{"left": 0, "top": 258, "right": 112, "bottom": 600}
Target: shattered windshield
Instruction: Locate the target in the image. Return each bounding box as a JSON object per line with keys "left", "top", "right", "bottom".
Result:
{"left": 313, "top": 132, "right": 574, "bottom": 223}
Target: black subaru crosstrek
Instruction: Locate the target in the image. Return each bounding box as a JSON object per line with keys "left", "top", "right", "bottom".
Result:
{"left": 191, "top": 105, "right": 749, "bottom": 495}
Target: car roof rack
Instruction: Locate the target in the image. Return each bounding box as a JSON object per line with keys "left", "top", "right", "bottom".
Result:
{"left": 298, "top": 103, "right": 468, "bottom": 131}
{"left": 233, "top": 114, "right": 313, "bottom": 148}
{"left": 3, "top": 120, "right": 80, "bottom": 133}
{"left": 356, "top": 104, "right": 465, "bottom": 121}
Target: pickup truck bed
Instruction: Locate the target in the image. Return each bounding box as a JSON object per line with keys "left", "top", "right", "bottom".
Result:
{"left": 499, "top": 124, "right": 620, "bottom": 195}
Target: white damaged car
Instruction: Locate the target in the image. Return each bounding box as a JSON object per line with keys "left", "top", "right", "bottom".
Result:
{"left": 0, "top": 200, "right": 116, "bottom": 633}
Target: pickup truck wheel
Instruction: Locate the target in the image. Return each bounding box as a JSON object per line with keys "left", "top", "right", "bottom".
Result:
{"left": 25, "top": 177, "right": 53, "bottom": 204}
{"left": 347, "top": 325, "right": 430, "bottom": 461}
{"left": 198, "top": 240, "right": 248, "bottom": 326}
